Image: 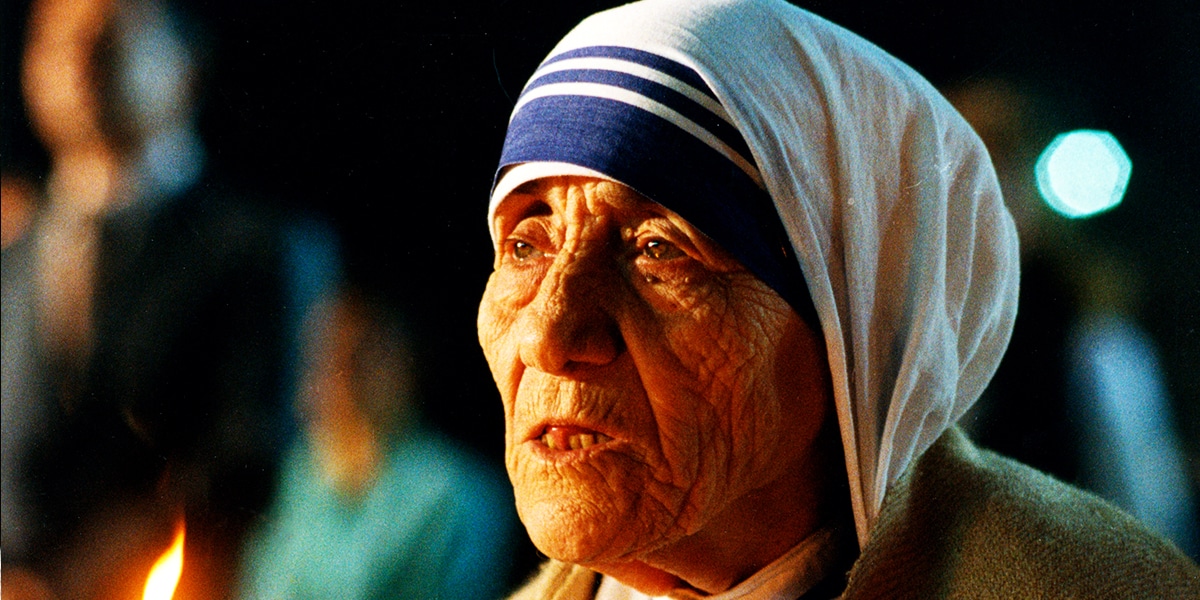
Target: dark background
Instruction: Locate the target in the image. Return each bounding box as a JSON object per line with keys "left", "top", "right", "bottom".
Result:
{"left": 4, "top": 0, "right": 1198, "bottom": 544}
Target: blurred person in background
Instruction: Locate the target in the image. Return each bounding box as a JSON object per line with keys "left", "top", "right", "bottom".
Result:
{"left": 2, "top": 0, "right": 333, "bottom": 596}
{"left": 949, "top": 79, "right": 1199, "bottom": 559}
{"left": 2, "top": 169, "right": 52, "bottom": 600}
{"left": 237, "top": 283, "right": 519, "bottom": 599}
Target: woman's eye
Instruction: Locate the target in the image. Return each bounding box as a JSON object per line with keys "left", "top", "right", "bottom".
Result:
{"left": 641, "top": 239, "right": 685, "bottom": 261}
{"left": 509, "top": 240, "right": 543, "bottom": 261}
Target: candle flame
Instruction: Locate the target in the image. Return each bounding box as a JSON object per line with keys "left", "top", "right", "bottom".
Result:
{"left": 142, "top": 523, "right": 185, "bottom": 600}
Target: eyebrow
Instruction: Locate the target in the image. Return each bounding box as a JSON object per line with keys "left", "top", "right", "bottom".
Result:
{"left": 509, "top": 179, "right": 549, "bottom": 196}
{"left": 495, "top": 192, "right": 553, "bottom": 226}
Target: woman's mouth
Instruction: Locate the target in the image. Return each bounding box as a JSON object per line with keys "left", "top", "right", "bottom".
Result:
{"left": 538, "top": 425, "right": 614, "bottom": 451}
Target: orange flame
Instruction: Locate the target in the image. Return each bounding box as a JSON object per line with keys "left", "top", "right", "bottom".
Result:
{"left": 142, "top": 523, "right": 185, "bottom": 600}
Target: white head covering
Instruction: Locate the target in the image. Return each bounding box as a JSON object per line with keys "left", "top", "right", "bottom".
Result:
{"left": 489, "top": 0, "right": 1020, "bottom": 548}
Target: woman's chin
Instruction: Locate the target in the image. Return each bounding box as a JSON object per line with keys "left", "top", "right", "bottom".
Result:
{"left": 520, "top": 494, "right": 646, "bottom": 563}
{"left": 527, "top": 515, "right": 688, "bottom": 596}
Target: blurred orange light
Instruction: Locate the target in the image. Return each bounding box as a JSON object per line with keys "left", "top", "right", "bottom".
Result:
{"left": 142, "top": 523, "right": 185, "bottom": 600}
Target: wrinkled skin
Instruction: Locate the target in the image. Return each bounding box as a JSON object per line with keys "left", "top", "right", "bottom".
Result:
{"left": 478, "top": 177, "right": 836, "bottom": 593}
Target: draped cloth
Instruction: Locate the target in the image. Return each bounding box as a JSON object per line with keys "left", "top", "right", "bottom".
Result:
{"left": 489, "top": 0, "right": 1020, "bottom": 550}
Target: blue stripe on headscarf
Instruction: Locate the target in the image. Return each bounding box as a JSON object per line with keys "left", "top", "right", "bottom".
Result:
{"left": 525, "top": 69, "right": 755, "bottom": 167}
{"left": 542, "top": 46, "right": 716, "bottom": 99}
{"left": 496, "top": 47, "right": 817, "bottom": 327}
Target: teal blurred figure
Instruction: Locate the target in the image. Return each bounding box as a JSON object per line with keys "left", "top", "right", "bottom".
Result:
{"left": 238, "top": 286, "right": 519, "bottom": 599}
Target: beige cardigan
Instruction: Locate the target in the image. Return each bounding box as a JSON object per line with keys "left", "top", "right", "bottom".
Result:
{"left": 508, "top": 428, "right": 1199, "bottom": 599}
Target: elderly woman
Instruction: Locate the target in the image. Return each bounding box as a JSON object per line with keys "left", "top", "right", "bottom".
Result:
{"left": 476, "top": 0, "right": 1200, "bottom": 598}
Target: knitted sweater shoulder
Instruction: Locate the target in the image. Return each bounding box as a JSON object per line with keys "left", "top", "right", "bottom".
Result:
{"left": 843, "top": 427, "right": 1199, "bottom": 598}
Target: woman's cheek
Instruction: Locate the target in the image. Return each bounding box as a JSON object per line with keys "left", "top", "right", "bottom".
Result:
{"left": 724, "top": 288, "right": 802, "bottom": 489}
{"left": 629, "top": 257, "right": 719, "bottom": 315}
{"left": 477, "top": 280, "right": 511, "bottom": 366}
{"left": 479, "top": 260, "right": 544, "bottom": 342}
{"left": 665, "top": 275, "right": 790, "bottom": 495}
{"left": 478, "top": 272, "right": 530, "bottom": 405}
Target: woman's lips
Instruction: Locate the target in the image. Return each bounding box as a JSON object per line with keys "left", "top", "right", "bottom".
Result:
{"left": 537, "top": 424, "right": 614, "bottom": 451}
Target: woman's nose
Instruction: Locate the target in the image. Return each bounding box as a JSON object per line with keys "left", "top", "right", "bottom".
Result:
{"left": 517, "top": 259, "right": 623, "bottom": 375}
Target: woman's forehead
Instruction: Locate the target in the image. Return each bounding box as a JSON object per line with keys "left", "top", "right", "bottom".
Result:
{"left": 498, "top": 176, "right": 663, "bottom": 218}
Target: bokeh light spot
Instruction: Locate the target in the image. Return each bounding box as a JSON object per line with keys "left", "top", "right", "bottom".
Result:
{"left": 1035, "top": 130, "right": 1131, "bottom": 218}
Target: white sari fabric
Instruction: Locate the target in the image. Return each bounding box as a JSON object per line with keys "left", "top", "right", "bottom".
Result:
{"left": 489, "top": 0, "right": 1020, "bottom": 549}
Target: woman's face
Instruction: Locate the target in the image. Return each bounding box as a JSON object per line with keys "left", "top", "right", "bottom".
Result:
{"left": 478, "top": 176, "right": 830, "bottom": 565}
